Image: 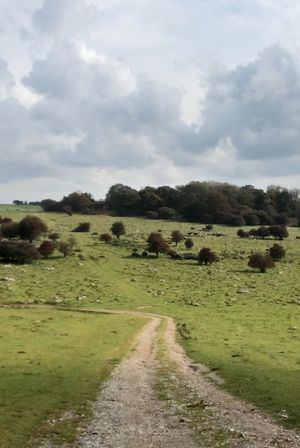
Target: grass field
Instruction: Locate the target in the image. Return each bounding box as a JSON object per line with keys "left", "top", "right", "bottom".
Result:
{"left": 0, "top": 307, "right": 144, "bottom": 448}
{"left": 0, "top": 206, "right": 300, "bottom": 433}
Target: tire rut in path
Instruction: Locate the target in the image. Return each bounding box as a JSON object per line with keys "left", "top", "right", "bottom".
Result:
{"left": 77, "top": 317, "right": 198, "bottom": 448}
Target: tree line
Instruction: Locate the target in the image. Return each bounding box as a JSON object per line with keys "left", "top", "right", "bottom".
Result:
{"left": 38, "top": 182, "right": 300, "bottom": 226}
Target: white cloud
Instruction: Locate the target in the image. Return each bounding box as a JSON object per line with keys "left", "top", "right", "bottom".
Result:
{"left": 1, "top": 0, "right": 300, "bottom": 201}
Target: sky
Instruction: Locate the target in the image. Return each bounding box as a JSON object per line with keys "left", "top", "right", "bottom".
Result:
{"left": 1, "top": 0, "right": 300, "bottom": 202}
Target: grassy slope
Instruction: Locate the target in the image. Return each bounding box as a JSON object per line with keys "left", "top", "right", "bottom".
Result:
{"left": 0, "top": 207, "right": 300, "bottom": 429}
{"left": 0, "top": 307, "right": 144, "bottom": 448}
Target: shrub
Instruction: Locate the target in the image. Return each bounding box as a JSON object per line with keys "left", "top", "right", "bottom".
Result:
{"left": 256, "top": 226, "right": 271, "bottom": 239}
{"left": 171, "top": 230, "right": 184, "bottom": 246}
{"left": 111, "top": 221, "right": 126, "bottom": 239}
{"left": 269, "top": 225, "right": 289, "bottom": 240}
{"left": 237, "top": 229, "right": 248, "bottom": 238}
{"left": 48, "top": 232, "right": 60, "bottom": 241}
{"left": 184, "top": 238, "right": 194, "bottom": 249}
{"left": 73, "top": 222, "right": 90, "bottom": 232}
{"left": 182, "top": 252, "right": 198, "bottom": 260}
{"left": 99, "top": 233, "right": 112, "bottom": 244}
{"left": 1, "top": 222, "right": 19, "bottom": 239}
{"left": 0, "top": 217, "right": 12, "bottom": 224}
{"left": 58, "top": 237, "right": 76, "bottom": 257}
{"left": 146, "top": 232, "right": 169, "bottom": 257}
{"left": 248, "top": 252, "right": 275, "bottom": 273}
{"left": 205, "top": 224, "right": 213, "bottom": 231}
{"left": 167, "top": 250, "right": 183, "bottom": 260}
{"left": 39, "top": 240, "right": 55, "bottom": 258}
{"left": 18, "top": 216, "right": 48, "bottom": 243}
{"left": 0, "top": 241, "right": 40, "bottom": 264}
{"left": 198, "top": 247, "right": 218, "bottom": 265}
{"left": 141, "top": 250, "right": 148, "bottom": 257}
{"left": 268, "top": 243, "right": 286, "bottom": 261}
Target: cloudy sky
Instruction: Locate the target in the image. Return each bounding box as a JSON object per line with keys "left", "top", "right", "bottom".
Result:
{"left": 1, "top": 0, "right": 300, "bottom": 202}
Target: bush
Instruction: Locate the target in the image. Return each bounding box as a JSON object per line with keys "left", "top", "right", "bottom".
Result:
{"left": 58, "top": 237, "right": 76, "bottom": 257}
{"left": 39, "top": 241, "right": 55, "bottom": 258}
{"left": 146, "top": 232, "right": 169, "bottom": 257}
{"left": 1, "top": 222, "right": 19, "bottom": 239}
{"left": 256, "top": 226, "right": 270, "bottom": 239}
{"left": 205, "top": 224, "right": 213, "bottom": 231}
{"left": 237, "top": 229, "right": 248, "bottom": 238}
{"left": 73, "top": 222, "right": 90, "bottom": 232}
{"left": 111, "top": 221, "right": 126, "bottom": 239}
{"left": 167, "top": 250, "right": 183, "bottom": 260}
{"left": 182, "top": 252, "right": 198, "bottom": 260}
{"left": 198, "top": 247, "right": 218, "bottom": 265}
{"left": 171, "top": 230, "right": 184, "bottom": 246}
{"left": 99, "top": 233, "right": 112, "bottom": 244}
{"left": 18, "top": 216, "right": 48, "bottom": 243}
{"left": 184, "top": 238, "right": 194, "bottom": 249}
{"left": 268, "top": 244, "right": 286, "bottom": 261}
{"left": 269, "top": 225, "right": 289, "bottom": 240}
{"left": 0, "top": 241, "right": 40, "bottom": 264}
{"left": 248, "top": 252, "right": 275, "bottom": 273}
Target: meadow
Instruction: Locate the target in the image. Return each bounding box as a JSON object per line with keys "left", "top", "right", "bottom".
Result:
{"left": 1, "top": 204, "right": 300, "bottom": 442}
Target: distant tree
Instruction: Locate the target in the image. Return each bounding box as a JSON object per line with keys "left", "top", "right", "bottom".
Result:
{"left": 268, "top": 243, "right": 286, "bottom": 261}
{"left": 39, "top": 240, "right": 55, "bottom": 258}
{"left": 73, "top": 222, "right": 90, "bottom": 232}
{"left": 274, "top": 213, "right": 288, "bottom": 225}
{"left": 145, "top": 210, "right": 159, "bottom": 219}
{"left": 244, "top": 213, "right": 260, "bottom": 226}
{"left": 227, "top": 215, "right": 246, "bottom": 227}
{"left": 248, "top": 252, "right": 275, "bottom": 273}
{"left": 100, "top": 233, "right": 112, "bottom": 244}
{"left": 157, "top": 207, "right": 176, "bottom": 220}
{"left": 257, "top": 210, "right": 273, "bottom": 225}
{"left": 13, "top": 200, "right": 24, "bottom": 205}
{"left": 0, "top": 241, "right": 40, "bottom": 264}
{"left": 237, "top": 229, "right": 248, "bottom": 238}
{"left": 62, "top": 205, "right": 73, "bottom": 216}
{"left": 40, "top": 199, "right": 61, "bottom": 212}
{"left": 249, "top": 228, "right": 258, "bottom": 238}
{"left": 171, "top": 230, "right": 184, "bottom": 246}
{"left": 198, "top": 247, "right": 218, "bottom": 265}
{"left": 184, "top": 238, "right": 194, "bottom": 249}
{"left": 61, "top": 191, "right": 94, "bottom": 213}
{"left": 105, "top": 184, "right": 141, "bottom": 215}
{"left": 18, "top": 216, "right": 48, "bottom": 243}
{"left": 58, "top": 237, "right": 76, "bottom": 258}
{"left": 256, "top": 226, "right": 271, "bottom": 239}
{"left": 1, "top": 222, "right": 19, "bottom": 239}
{"left": 111, "top": 221, "right": 126, "bottom": 239}
{"left": 146, "top": 232, "right": 169, "bottom": 257}
{"left": 269, "top": 225, "right": 289, "bottom": 240}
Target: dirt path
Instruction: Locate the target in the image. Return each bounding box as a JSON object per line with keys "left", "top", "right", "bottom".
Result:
{"left": 72, "top": 307, "right": 300, "bottom": 447}
{"left": 5, "top": 305, "right": 300, "bottom": 447}
{"left": 77, "top": 317, "right": 199, "bottom": 448}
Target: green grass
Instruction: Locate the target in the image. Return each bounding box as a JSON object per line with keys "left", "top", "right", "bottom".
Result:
{"left": 0, "top": 307, "right": 144, "bottom": 448}
{"left": 1, "top": 208, "right": 300, "bottom": 431}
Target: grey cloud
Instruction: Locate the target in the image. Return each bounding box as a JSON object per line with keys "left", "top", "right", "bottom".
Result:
{"left": 197, "top": 45, "right": 300, "bottom": 161}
